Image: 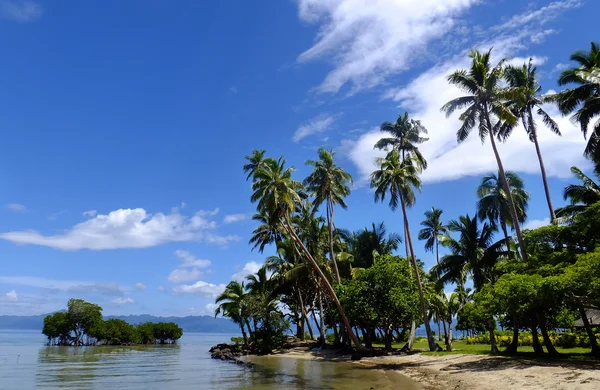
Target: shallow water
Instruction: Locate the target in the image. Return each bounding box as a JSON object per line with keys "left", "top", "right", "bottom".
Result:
{"left": 0, "top": 329, "right": 418, "bottom": 389}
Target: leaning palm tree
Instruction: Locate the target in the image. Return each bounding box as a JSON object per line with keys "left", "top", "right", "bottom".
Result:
{"left": 215, "top": 280, "right": 250, "bottom": 345}
{"left": 432, "top": 214, "right": 505, "bottom": 353}
{"left": 370, "top": 150, "right": 436, "bottom": 351}
{"left": 555, "top": 164, "right": 600, "bottom": 220}
{"left": 503, "top": 59, "right": 560, "bottom": 221}
{"left": 248, "top": 155, "right": 363, "bottom": 349}
{"left": 553, "top": 42, "right": 600, "bottom": 163}
{"left": 243, "top": 149, "right": 267, "bottom": 181}
{"left": 441, "top": 48, "right": 527, "bottom": 261}
{"left": 418, "top": 207, "right": 448, "bottom": 265}
{"left": 304, "top": 148, "right": 353, "bottom": 282}
{"left": 477, "top": 171, "right": 529, "bottom": 248}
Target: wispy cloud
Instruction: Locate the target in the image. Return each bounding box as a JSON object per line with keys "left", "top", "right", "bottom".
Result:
{"left": 0, "top": 275, "right": 126, "bottom": 297}
{"left": 294, "top": 114, "right": 337, "bottom": 142}
{"left": 112, "top": 297, "right": 135, "bottom": 305}
{"left": 492, "top": 0, "right": 582, "bottom": 31}
{"left": 0, "top": 207, "right": 238, "bottom": 250}
{"left": 82, "top": 210, "right": 97, "bottom": 218}
{"left": 48, "top": 210, "right": 68, "bottom": 221}
{"left": 0, "top": 0, "right": 41, "bottom": 22}
{"left": 134, "top": 283, "right": 147, "bottom": 291}
{"left": 174, "top": 250, "right": 211, "bottom": 268}
{"left": 6, "top": 203, "right": 27, "bottom": 213}
{"left": 168, "top": 268, "right": 203, "bottom": 283}
{"left": 172, "top": 280, "right": 226, "bottom": 298}
{"left": 223, "top": 213, "right": 249, "bottom": 224}
{"left": 523, "top": 218, "right": 551, "bottom": 230}
{"left": 5, "top": 290, "right": 17, "bottom": 302}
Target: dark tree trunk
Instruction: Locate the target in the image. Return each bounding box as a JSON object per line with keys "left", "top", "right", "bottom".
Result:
{"left": 504, "top": 314, "right": 519, "bottom": 354}
{"left": 537, "top": 312, "right": 559, "bottom": 356}
{"left": 527, "top": 107, "right": 556, "bottom": 221}
{"left": 576, "top": 301, "right": 600, "bottom": 356}
{"left": 531, "top": 316, "right": 544, "bottom": 354}
{"left": 327, "top": 200, "right": 341, "bottom": 282}
{"left": 488, "top": 319, "right": 499, "bottom": 353}
{"left": 437, "top": 320, "right": 442, "bottom": 341}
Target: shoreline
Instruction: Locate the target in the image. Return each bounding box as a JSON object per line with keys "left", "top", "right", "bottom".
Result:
{"left": 263, "top": 348, "right": 600, "bottom": 389}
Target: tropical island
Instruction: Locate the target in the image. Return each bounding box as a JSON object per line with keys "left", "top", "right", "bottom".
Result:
{"left": 42, "top": 299, "right": 183, "bottom": 346}
{"left": 210, "top": 42, "right": 600, "bottom": 388}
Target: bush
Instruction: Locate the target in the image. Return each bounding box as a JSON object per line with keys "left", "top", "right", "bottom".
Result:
{"left": 230, "top": 336, "right": 245, "bottom": 345}
{"left": 465, "top": 331, "right": 600, "bottom": 349}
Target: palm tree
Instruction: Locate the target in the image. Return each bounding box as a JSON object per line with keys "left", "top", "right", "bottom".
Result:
{"left": 215, "top": 281, "right": 250, "bottom": 345}
{"left": 432, "top": 214, "right": 505, "bottom": 353}
{"left": 418, "top": 207, "right": 448, "bottom": 265}
{"left": 477, "top": 171, "right": 529, "bottom": 248}
{"left": 340, "top": 222, "right": 401, "bottom": 269}
{"left": 304, "top": 148, "right": 353, "bottom": 282}
{"left": 555, "top": 164, "right": 600, "bottom": 220}
{"left": 249, "top": 211, "right": 284, "bottom": 253}
{"left": 442, "top": 48, "right": 528, "bottom": 261}
{"left": 243, "top": 149, "right": 267, "bottom": 180}
{"left": 503, "top": 59, "right": 560, "bottom": 221}
{"left": 553, "top": 42, "right": 600, "bottom": 163}
{"left": 370, "top": 150, "right": 436, "bottom": 351}
{"left": 248, "top": 155, "right": 363, "bottom": 349}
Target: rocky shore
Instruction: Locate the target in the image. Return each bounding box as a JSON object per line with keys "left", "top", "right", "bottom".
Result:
{"left": 209, "top": 343, "right": 255, "bottom": 367}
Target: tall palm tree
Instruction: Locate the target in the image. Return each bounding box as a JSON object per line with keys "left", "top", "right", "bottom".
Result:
{"left": 375, "top": 112, "right": 429, "bottom": 257}
{"left": 248, "top": 155, "right": 363, "bottom": 349}
{"left": 503, "top": 60, "right": 560, "bottom": 221}
{"left": 243, "top": 149, "right": 267, "bottom": 181}
{"left": 555, "top": 164, "right": 600, "bottom": 220}
{"left": 215, "top": 281, "right": 250, "bottom": 345}
{"left": 249, "top": 211, "right": 284, "bottom": 253}
{"left": 370, "top": 150, "right": 436, "bottom": 351}
{"left": 418, "top": 207, "right": 448, "bottom": 265}
{"left": 553, "top": 42, "right": 600, "bottom": 163}
{"left": 304, "top": 148, "right": 353, "bottom": 282}
{"left": 477, "top": 171, "right": 529, "bottom": 247}
{"left": 432, "top": 214, "right": 505, "bottom": 352}
{"left": 442, "top": 48, "right": 527, "bottom": 261}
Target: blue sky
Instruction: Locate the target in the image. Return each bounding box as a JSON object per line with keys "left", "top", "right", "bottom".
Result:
{"left": 0, "top": 0, "right": 596, "bottom": 316}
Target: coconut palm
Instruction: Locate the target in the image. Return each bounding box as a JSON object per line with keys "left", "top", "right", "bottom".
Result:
{"left": 477, "top": 171, "right": 529, "bottom": 248}
{"left": 304, "top": 148, "right": 353, "bottom": 282}
{"left": 441, "top": 48, "right": 527, "bottom": 261}
{"left": 243, "top": 149, "right": 267, "bottom": 181}
{"left": 503, "top": 59, "right": 560, "bottom": 221}
{"left": 370, "top": 150, "right": 436, "bottom": 351}
{"left": 375, "top": 111, "right": 429, "bottom": 168}
{"left": 340, "top": 222, "right": 401, "bottom": 269}
{"left": 555, "top": 164, "right": 600, "bottom": 220}
{"left": 248, "top": 154, "right": 363, "bottom": 349}
{"left": 215, "top": 280, "right": 250, "bottom": 345}
{"left": 431, "top": 214, "right": 505, "bottom": 352}
{"left": 553, "top": 42, "right": 600, "bottom": 163}
{"left": 249, "top": 211, "right": 284, "bottom": 253}
{"left": 418, "top": 207, "right": 448, "bottom": 265}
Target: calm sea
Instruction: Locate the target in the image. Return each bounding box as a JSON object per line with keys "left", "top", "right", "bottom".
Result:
{"left": 0, "top": 329, "right": 418, "bottom": 389}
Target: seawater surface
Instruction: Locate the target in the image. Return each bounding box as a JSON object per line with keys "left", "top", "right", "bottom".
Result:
{"left": 0, "top": 329, "right": 418, "bottom": 389}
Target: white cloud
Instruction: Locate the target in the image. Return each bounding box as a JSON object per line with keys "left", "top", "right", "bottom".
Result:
{"left": 6, "top": 203, "right": 27, "bottom": 213}
{"left": 112, "top": 297, "right": 135, "bottom": 305}
{"left": 158, "top": 285, "right": 165, "bottom": 293}
{"left": 530, "top": 29, "right": 556, "bottom": 44}
{"left": 168, "top": 268, "right": 203, "bottom": 283}
{"left": 0, "top": 276, "right": 126, "bottom": 296}
{"left": 172, "top": 281, "right": 226, "bottom": 298}
{"left": 343, "top": 2, "right": 588, "bottom": 184}
{"left": 5, "top": 290, "right": 17, "bottom": 302}
{"left": 294, "top": 114, "right": 337, "bottom": 142}
{"left": 0, "top": 0, "right": 42, "bottom": 22}
{"left": 223, "top": 213, "right": 249, "bottom": 224}
{"left": 48, "top": 210, "right": 68, "bottom": 221}
{"left": 231, "top": 261, "right": 263, "bottom": 282}
{"left": 82, "top": 210, "right": 97, "bottom": 218}
{"left": 506, "top": 56, "right": 548, "bottom": 67}
{"left": 492, "top": 0, "right": 582, "bottom": 31}
{"left": 174, "top": 250, "right": 211, "bottom": 268}
{"left": 135, "top": 283, "right": 147, "bottom": 291}
{"left": 0, "top": 208, "right": 238, "bottom": 250}
{"left": 171, "top": 202, "right": 187, "bottom": 214}
{"left": 296, "top": 0, "right": 479, "bottom": 94}
{"left": 523, "top": 218, "right": 551, "bottom": 230}
{"left": 553, "top": 63, "right": 570, "bottom": 72}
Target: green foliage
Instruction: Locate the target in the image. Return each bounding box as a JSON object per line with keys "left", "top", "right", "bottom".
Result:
{"left": 153, "top": 322, "right": 183, "bottom": 344}
{"left": 42, "top": 312, "right": 71, "bottom": 345}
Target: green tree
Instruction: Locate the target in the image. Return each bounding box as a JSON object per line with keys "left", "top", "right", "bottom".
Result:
{"left": 442, "top": 48, "right": 527, "bottom": 261}
{"left": 477, "top": 171, "right": 529, "bottom": 248}
{"left": 67, "top": 299, "right": 103, "bottom": 346}
{"left": 370, "top": 151, "right": 436, "bottom": 351}
{"left": 215, "top": 280, "right": 250, "bottom": 345}
{"left": 42, "top": 312, "right": 71, "bottom": 345}
{"left": 553, "top": 42, "right": 600, "bottom": 163}
{"left": 418, "top": 207, "right": 448, "bottom": 265}
{"left": 136, "top": 323, "right": 156, "bottom": 344}
{"left": 340, "top": 222, "right": 401, "bottom": 269}
{"left": 249, "top": 211, "right": 284, "bottom": 253}
{"left": 503, "top": 59, "right": 560, "bottom": 221}
{"left": 555, "top": 164, "right": 600, "bottom": 221}
{"left": 304, "top": 147, "right": 353, "bottom": 282}
{"left": 248, "top": 155, "right": 362, "bottom": 349}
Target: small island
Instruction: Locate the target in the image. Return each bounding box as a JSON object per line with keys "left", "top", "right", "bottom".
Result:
{"left": 42, "top": 299, "right": 183, "bottom": 346}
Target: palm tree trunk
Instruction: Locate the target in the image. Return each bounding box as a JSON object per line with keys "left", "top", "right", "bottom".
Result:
{"left": 488, "top": 319, "right": 499, "bottom": 353}
{"left": 327, "top": 200, "right": 341, "bottom": 282}
{"left": 576, "top": 301, "right": 600, "bottom": 356}
{"left": 527, "top": 108, "right": 556, "bottom": 221}
{"left": 317, "top": 292, "right": 326, "bottom": 347}
{"left": 442, "top": 320, "right": 448, "bottom": 348}
{"left": 446, "top": 320, "right": 453, "bottom": 351}
{"left": 240, "top": 323, "right": 248, "bottom": 346}
{"left": 435, "top": 237, "right": 440, "bottom": 265}
{"left": 400, "top": 195, "right": 436, "bottom": 352}
{"left": 437, "top": 320, "right": 442, "bottom": 341}
{"left": 283, "top": 218, "right": 363, "bottom": 349}
{"left": 485, "top": 109, "right": 528, "bottom": 262}
{"left": 501, "top": 220, "right": 511, "bottom": 251}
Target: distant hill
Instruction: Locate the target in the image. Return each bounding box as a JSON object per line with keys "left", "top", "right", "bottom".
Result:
{"left": 0, "top": 313, "right": 240, "bottom": 333}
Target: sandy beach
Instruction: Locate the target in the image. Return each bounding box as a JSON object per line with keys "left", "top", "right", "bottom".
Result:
{"left": 271, "top": 348, "right": 600, "bottom": 390}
